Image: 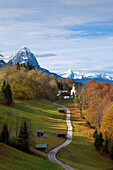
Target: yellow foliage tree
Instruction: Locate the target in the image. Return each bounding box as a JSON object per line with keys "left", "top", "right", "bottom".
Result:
{"left": 101, "top": 110, "right": 113, "bottom": 141}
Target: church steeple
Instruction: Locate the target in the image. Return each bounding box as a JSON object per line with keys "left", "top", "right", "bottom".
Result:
{"left": 71, "top": 84, "right": 76, "bottom": 96}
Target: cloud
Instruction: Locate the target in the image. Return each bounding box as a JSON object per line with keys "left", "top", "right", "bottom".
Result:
{"left": 0, "top": 0, "right": 113, "bottom": 75}
{"left": 36, "top": 53, "right": 57, "bottom": 58}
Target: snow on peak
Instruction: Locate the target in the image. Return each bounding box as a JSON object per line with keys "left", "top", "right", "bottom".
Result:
{"left": 21, "top": 47, "right": 31, "bottom": 53}
{"left": 59, "top": 69, "right": 113, "bottom": 82}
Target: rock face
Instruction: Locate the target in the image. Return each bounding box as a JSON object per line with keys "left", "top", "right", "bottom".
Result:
{"left": 8, "top": 47, "right": 40, "bottom": 69}
{"left": 60, "top": 69, "right": 113, "bottom": 83}
{"left": 8, "top": 47, "right": 60, "bottom": 78}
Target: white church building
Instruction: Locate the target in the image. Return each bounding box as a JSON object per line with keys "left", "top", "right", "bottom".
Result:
{"left": 71, "top": 84, "right": 76, "bottom": 96}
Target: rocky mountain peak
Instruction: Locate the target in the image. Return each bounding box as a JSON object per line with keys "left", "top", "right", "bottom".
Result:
{"left": 8, "top": 47, "right": 40, "bottom": 69}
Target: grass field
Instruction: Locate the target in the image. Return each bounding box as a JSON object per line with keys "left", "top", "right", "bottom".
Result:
{"left": 57, "top": 99, "right": 113, "bottom": 170}
{"left": 0, "top": 142, "right": 64, "bottom": 170}
{"left": 0, "top": 98, "right": 66, "bottom": 169}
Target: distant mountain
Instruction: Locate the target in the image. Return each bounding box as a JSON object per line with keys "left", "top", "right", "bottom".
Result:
{"left": 60, "top": 69, "right": 113, "bottom": 83}
{"left": 0, "top": 54, "right": 7, "bottom": 68}
{"left": 8, "top": 47, "right": 60, "bottom": 78}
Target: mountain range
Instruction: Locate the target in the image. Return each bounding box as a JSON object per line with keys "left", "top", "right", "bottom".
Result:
{"left": 1, "top": 47, "right": 113, "bottom": 83}
{"left": 60, "top": 69, "right": 113, "bottom": 83}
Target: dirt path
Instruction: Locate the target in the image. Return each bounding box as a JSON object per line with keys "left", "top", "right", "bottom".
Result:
{"left": 47, "top": 102, "right": 75, "bottom": 170}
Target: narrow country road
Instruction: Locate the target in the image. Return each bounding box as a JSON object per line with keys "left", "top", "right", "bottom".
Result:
{"left": 47, "top": 101, "right": 75, "bottom": 170}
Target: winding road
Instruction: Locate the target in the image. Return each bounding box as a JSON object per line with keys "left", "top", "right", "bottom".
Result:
{"left": 47, "top": 102, "right": 75, "bottom": 170}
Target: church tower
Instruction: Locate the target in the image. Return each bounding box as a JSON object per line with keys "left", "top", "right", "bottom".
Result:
{"left": 71, "top": 84, "right": 76, "bottom": 96}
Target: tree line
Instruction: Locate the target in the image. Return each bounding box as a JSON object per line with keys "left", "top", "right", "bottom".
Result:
{"left": 0, "top": 64, "right": 73, "bottom": 104}
{"left": 76, "top": 80, "right": 113, "bottom": 159}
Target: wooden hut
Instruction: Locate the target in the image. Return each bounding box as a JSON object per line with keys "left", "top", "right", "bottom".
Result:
{"left": 56, "top": 132, "right": 66, "bottom": 138}
{"left": 37, "top": 130, "right": 44, "bottom": 137}
{"left": 35, "top": 144, "right": 48, "bottom": 152}
{"left": 57, "top": 108, "right": 66, "bottom": 113}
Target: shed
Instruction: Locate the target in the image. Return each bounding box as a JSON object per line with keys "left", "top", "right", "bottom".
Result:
{"left": 35, "top": 144, "right": 48, "bottom": 152}
{"left": 57, "top": 108, "right": 66, "bottom": 113}
{"left": 56, "top": 132, "right": 66, "bottom": 138}
{"left": 37, "top": 130, "right": 44, "bottom": 137}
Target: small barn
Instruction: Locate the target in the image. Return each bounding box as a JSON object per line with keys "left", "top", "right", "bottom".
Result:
{"left": 57, "top": 108, "right": 66, "bottom": 113}
{"left": 35, "top": 144, "right": 48, "bottom": 152}
{"left": 56, "top": 132, "right": 66, "bottom": 138}
{"left": 37, "top": 130, "right": 45, "bottom": 137}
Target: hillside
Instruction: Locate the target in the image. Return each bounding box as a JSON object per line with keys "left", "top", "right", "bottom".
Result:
{"left": 57, "top": 99, "right": 113, "bottom": 170}
{"left": 0, "top": 142, "right": 64, "bottom": 170}
{"left": 0, "top": 99, "right": 66, "bottom": 151}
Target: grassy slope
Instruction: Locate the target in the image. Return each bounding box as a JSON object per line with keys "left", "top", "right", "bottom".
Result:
{"left": 0, "top": 142, "right": 64, "bottom": 170}
{"left": 57, "top": 99, "right": 113, "bottom": 170}
{"left": 0, "top": 99, "right": 66, "bottom": 169}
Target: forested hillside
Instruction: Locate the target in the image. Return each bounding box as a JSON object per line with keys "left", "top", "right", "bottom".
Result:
{"left": 77, "top": 80, "right": 113, "bottom": 158}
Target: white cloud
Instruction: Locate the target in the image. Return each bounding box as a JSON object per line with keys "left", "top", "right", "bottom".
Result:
{"left": 0, "top": 0, "right": 113, "bottom": 74}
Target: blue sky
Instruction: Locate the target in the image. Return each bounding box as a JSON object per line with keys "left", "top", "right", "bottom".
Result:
{"left": 1, "top": 0, "right": 113, "bottom": 75}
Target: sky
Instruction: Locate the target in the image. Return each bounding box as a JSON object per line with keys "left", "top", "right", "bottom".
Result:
{"left": 1, "top": 0, "right": 113, "bottom": 75}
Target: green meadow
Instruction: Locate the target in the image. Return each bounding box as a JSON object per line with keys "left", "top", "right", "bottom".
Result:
{"left": 0, "top": 99, "right": 66, "bottom": 169}
{"left": 57, "top": 99, "right": 113, "bottom": 170}
{"left": 0, "top": 142, "right": 64, "bottom": 170}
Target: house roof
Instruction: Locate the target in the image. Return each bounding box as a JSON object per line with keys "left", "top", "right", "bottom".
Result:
{"left": 35, "top": 144, "right": 48, "bottom": 148}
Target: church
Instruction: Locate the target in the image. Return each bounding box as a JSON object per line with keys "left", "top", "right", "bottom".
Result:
{"left": 71, "top": 84, "right": 76, "bottom": 96}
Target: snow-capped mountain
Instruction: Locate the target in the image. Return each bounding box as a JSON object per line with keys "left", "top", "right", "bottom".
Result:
{"left": 8, "top": 47, "right": 60, "bottom": 78}
{"left": 60, "top": 69, "right": 113, "bottom": 83}
{"left": 8, "top": 47, "right": 40, "bottom": 69}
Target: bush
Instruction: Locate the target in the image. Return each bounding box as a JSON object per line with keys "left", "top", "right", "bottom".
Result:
{"left": 110, "top": 143, "right": 113, "bottom": 159}
{"left": 86, "top": 121, "right": 90, "bottom": 126}
{"left": 81, "top": 110, "right": 86, "bottom": 119}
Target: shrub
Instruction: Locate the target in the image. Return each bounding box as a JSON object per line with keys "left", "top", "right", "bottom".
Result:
{"left": 81, "top": 110, "right": 86, "bottom": 119}
{"left": 86, "top": 121, "right": 90, "bottom": 126}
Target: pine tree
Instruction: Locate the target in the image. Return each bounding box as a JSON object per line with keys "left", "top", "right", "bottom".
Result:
{"left": 94, "top": 132, "right": 104, "bottom": 150}
{"left": 93, "top": 128, "right": 98, "bottom": 138}
{"left": 1, "top": 81, "right": 12, "bottom": 104}
{"left": 0, "top": 123, "right": 9, "bottom": 144}
{"left": 18, "top": 121, "right": 30, "bottom": 152}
